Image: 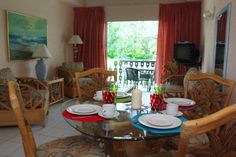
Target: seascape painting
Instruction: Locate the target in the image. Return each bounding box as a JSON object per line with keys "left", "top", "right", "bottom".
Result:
{"left": 6, "top": 11, "right": 47, "bottom": 60}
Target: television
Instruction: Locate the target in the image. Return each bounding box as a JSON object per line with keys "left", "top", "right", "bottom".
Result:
{"left": 173, "top": 42, "right": 199, "bottom": 64}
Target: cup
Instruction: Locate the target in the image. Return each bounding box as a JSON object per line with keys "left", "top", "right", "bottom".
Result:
{"left": 95, "top": 90, "right": 103, "bottom": 99}
{"left": 166, "top": 103, "right": 179, "bottom": 116}
{"left": 102, "top": 104, "right": 115, "bottom": 117}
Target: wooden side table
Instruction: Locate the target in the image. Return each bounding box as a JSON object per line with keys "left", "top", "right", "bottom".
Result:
{"left": 46, "top": 78, "right": 64, "bottom": 105}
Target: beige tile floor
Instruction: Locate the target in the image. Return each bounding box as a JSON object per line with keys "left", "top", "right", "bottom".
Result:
{"left": 0, "top": 100, "right": 80, "bottom": 157}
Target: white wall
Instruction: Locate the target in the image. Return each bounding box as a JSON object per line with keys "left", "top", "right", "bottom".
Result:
{"left": 0, "top": 0, "right": 73, "bottom": 78}
{"left": 202, "top": 0, "right": 236, "bottom": 103}
{"left": 83, "top": 0, "right": 187, "bottom": 21}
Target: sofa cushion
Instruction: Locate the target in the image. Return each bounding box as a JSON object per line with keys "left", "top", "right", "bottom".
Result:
{"left": 62, "top": 62, "right": 84, "bottom": 72}
{"left": 0, "top": 68, "right": 17, "bottom": 83}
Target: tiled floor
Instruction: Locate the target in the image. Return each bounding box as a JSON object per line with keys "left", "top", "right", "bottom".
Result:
{"left": 0, "top": 100, "right": 80, "bottom": 157}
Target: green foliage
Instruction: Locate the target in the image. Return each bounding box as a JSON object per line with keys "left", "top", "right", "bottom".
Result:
{"left": 107, "top": 21, "right": 157, "bottom": 60}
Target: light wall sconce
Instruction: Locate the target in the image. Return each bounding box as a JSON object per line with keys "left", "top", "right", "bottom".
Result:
{"left": 203, "top": 7, "right": 215, "bottom": 20}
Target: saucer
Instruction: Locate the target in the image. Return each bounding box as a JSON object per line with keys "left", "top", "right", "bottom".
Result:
{"left": 160, "top": 110, "right": 183, "bottom": 117}
{"left": 98, "top": 111, "right": 120, "bottom": 119}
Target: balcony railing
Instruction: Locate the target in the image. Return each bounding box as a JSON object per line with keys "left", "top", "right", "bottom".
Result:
{"left": 108, "top": 59, "right": 156, "bottom": 90}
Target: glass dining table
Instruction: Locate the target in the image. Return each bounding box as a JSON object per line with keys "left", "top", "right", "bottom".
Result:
{"left": 61, "top": 94, "right": 187, "bottom": 156}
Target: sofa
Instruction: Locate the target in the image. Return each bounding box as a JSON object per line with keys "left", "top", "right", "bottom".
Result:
{"left": 0, "top": 68, "right": 49, "bottom": 127}
{"left": 57, "top": 62, "right": 84, "bottom": 98}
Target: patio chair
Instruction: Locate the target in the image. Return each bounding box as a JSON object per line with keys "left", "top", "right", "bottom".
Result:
{"left": 8, "top": 81, "right": 105, "bottom": 157}
{"left": 125, "top": 67, "right": 139, "bottom": 86}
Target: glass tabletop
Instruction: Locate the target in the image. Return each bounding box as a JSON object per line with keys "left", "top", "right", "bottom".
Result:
{"left": 61, "top": 98, "right": 181, "bottom": 141}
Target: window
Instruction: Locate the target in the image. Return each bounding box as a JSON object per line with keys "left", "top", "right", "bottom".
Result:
{"left": 107, "top": 21, "right": 158, "bottom": 60}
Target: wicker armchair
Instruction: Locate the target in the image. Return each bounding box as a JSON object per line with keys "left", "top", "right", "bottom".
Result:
{"left": 163, "top": 67, "right": 200, "bottom": 98}
{"left": 57, "top": 62, "right": 84, "bottom": 98}
{"left": 0, "top": 68, "right": 49, "bottom": 127}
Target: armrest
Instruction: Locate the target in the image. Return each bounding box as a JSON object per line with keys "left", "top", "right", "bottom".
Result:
{"left": 16, "top": 77, "right": 48, "bottom": 90}
{"left": 19, "top": 84, "right": 45, "bottom": 109}
{"left": 0, "top": 83, "right": 45, "bottom": 110}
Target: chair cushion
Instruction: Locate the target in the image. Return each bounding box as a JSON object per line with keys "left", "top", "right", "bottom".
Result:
{"left": 80, "top": 77, "right": 95, "bottom": 87}
{"left": 62, "top": 62, "right": 84, "bottom": 72}
{"left": 37, "top": 135, "right": 105, "bottom": 157}
{"left": 0, "top": 67, "right": 17, "bottom": 83}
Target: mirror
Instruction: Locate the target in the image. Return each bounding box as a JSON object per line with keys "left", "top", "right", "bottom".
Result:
{"left": 213, "top": 4, "right": 231, "bottom": 77}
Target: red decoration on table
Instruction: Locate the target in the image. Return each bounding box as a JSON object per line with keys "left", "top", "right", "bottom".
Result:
{"left": 150, "top": 93, "right": 164, "bottom": 111}
{"left": 102, "top": 91, "right": 116, "bottom": 104}
{"left": 62, "top": 110, "right": 105, "bottom": 122}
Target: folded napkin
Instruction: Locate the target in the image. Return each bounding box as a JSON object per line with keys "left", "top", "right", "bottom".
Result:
{"left": 115, "top": 96, "right": 131, "bottom": 103}
{"left": 62, "top": 110, "right": 105, "bottom": 122}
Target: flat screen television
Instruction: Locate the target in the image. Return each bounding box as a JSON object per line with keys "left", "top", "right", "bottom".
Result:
{"left": 174, "top": 42, "right": 198, "bottom": 64}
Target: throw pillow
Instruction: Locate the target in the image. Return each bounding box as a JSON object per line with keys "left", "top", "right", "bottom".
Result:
{"left": 0, "top": 67, "right": 17, "bottom": 84}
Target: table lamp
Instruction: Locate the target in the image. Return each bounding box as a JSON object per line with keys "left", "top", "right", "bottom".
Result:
{"left": 68, "top": 35, "right": 83, "bottom": 60}
{"left": 32, "top": 44, "right": 52, "bottom": 81}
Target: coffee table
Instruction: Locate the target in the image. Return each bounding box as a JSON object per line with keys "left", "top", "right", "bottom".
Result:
{"left": 61, "top": 98, "right": 186, "bottom": 156}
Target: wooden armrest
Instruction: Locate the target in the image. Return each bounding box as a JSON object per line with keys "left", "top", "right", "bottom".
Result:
{"left": 17, "top": 77, "right": 48, "bottom": 90}
{"left": 57, "top": 67, "right": 75, "bottom": 84}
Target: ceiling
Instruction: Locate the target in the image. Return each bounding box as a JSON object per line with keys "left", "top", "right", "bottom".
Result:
{"left": 60, "top": 0, "right": 199, "bottom": 7}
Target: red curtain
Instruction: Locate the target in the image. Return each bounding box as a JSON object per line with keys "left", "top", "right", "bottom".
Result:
{"left": 155, "top": 2, "right": 201, "bottom": 83}
{"left": 74, "top": 7, "right": 106, "bottom": 69}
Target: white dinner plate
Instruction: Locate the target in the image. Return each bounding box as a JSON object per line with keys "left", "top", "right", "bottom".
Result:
{"left": 138, "top": 114, "right": 182, "bottom": 129}
{"left": 165, "top": 98, "right": 196, "bottom": 106}
{"left": 67, "top": 104, "right": 102, "bottom": 115}
{"left": 147, "top": 116, "right": 173, "bottom": 127}
{"left": 98, "top": 111, "right": 120, "bottom": 119}
{"left": 116, "top": 92, "right": 129, "bottom": 98}
{"left": 160, "top": 110, "right": 183, "bottom": 117}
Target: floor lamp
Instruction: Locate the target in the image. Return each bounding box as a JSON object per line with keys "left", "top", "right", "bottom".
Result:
{"left": 68, "top": 35, "right": 83, "bottom": 61}
{"left": 32, "top": 44, "right": 52, "bottom": 81}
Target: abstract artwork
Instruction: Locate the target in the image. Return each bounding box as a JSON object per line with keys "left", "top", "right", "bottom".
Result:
{"left": 6, "top": 11, "right": 47, "bottom": 60}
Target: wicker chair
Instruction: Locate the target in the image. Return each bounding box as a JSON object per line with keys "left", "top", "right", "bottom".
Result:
{"left": 176, "top": 104, "right": 236, "bottom": 157}
{"left": 75, "top": 68, "right": 117, "bottom": 102}
{"left": 0, "top": 68, "right": 49, "bottom": 127}
{"left": 57, "top": 62, "right": 84, "bottom": 98}
{"left": 8, "top": 81, "right": 105, "bottom": 157}
{"left": 163, "top": 67, "right": 200, "bottom": 98}
{"left": 184, "top": 73, "right": 235, "bottom": 119}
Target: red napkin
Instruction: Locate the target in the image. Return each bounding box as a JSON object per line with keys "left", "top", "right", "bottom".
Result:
{"left": 156, "top": 103, "right": 196, "bottom": 111}
{"left": 62, "top": 110, "right": 105, "bottom": 122}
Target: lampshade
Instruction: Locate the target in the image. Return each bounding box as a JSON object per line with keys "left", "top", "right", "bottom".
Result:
{"left": 32, "top": 44, "right": 52, "bottom": 58}
{"left": 68, "top": 35, "right": 83, "bottom": 44}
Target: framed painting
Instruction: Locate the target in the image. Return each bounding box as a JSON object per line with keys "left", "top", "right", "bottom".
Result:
{"left": 6, "top": 11, "right": 47, "bottom": 60}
